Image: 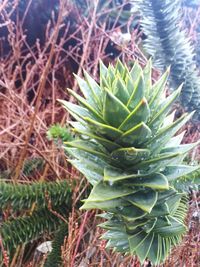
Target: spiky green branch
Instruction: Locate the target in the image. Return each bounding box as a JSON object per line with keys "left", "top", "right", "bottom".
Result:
{"left": 0, "top": 206, "right": 69, "bottom": 257}
{"left": 0, "top": 181, "right": 72, "bottom": 212}
{"left": 134, "top": 0, "right": 200, "bottom": 119}
{"left": 44, "top": 223, "right": 68, "bottom": 267}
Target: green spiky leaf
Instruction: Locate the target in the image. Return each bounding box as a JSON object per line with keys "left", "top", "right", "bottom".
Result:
{"left": 61, "top": 60, "right": 199, "bottom": 265}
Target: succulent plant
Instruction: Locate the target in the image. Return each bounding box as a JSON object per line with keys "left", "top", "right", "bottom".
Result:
{"left": 60, "top": 60, "right": 199, "bottom": 265}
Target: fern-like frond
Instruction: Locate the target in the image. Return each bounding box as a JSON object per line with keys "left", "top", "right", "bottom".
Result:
{"left": 134, "top": 0, "right": 200, "bottom": 119}
{"left": 44, "top": 223, "right": 68, "bottom": 267}
{"left": 0, "top": 181, "right": 72, "bottom": 212}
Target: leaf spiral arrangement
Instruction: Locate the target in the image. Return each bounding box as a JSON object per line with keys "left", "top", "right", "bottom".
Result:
{"left": 134, "top": 0, "right": 200, "bottom": 120}
{"left": 60, "top": 59, "right": 200, "bottom": 265}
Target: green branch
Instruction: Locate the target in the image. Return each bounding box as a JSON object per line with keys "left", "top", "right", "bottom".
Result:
{"left": 135, "top": 0, "right": 200, "bottom": 119}
{"left": 0, "top": 181, "right": 72, "bottom": 212}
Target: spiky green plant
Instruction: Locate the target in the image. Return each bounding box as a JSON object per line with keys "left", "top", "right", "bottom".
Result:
{"left": 60, "top": 59, "right": 200, "bottom": 265}
{"left": 44, "top": 223, "right": 68, "bottom": 267}
{"left": 0, "top": 207, "right": 67, "bottom": 257}
{"left": 0, "top": 181, "right": 72, "bottom": 260}
{"left": 0, "top": 180, "right": 71, "bottom": 211}
{"left": 134, "top": 0, "right": 200, "bottom": 120}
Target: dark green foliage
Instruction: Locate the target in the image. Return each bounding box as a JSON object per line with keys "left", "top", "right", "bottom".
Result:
{"left": 0, "top": 180, "right": 72, "bottom": 262}
{"left": 0, "top": 181, "right": 72, "bottom": 212}
{"left": 44, "top": 223, "right": 68, "bottom": 267}
{"left": 74, "top": 0, "right": 134, "bottom": 26}
{"left": 0, "top": 206, "right": 68, "bottom": 257}
{"left": 22, "top": 157, "right": 44, "bottom": 176}
{"left": 135, "top": 0, "right": 200, "bottom": 119}
{"left": 98, "top": 0, "right": 137, "bottom": 29}
{"left": 0, "top": 157, "right": 44, "bottom": 179}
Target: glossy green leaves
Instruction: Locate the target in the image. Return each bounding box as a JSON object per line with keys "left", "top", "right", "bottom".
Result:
{"left": 61, "top": 60, "right": 199, "bottom": 265}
